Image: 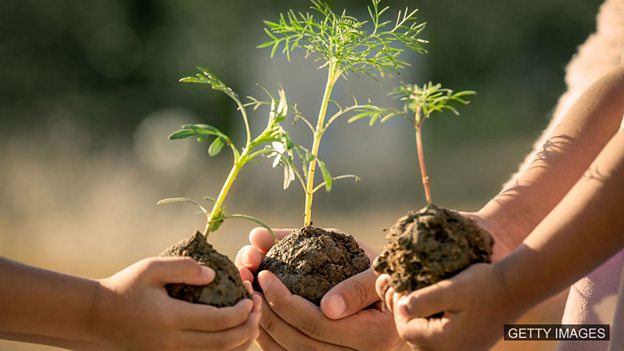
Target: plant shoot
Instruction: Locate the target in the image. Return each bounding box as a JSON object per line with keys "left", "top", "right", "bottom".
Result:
{"left": 159, "top": 68, "right": 293, "bottom": 237}
{"left": 260, "top": 0, "right": 428, "bottom": 225}
{"left": 356, "top": 82, "right": 475, "bottom": 205}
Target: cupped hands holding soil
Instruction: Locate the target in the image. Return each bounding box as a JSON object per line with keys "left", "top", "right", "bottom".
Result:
{"left": 260, "top": 226, "right": 370, "bottom": 305}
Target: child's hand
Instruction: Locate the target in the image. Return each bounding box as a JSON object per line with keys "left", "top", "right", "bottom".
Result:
{"left": 94, "top": 257, "right": 260, "bottom": 351}
{"left": 376, "top": 263, "right": 524, "bottom": 351}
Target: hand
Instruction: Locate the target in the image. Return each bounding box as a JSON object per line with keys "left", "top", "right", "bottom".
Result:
{"left": 376, "top": 263, "right": 524, "bottom": 351}
{"left": 236, "top": 227, "right": 408, "bottom": 351}
{"left": 462, "top": 211, "right": 514, "bottom": 262}
{"left": 93, "top": 257, "right": 261, "bottom": 351}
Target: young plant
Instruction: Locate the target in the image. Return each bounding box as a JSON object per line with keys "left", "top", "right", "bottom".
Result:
{"left": 259, "top": 0, "right": 427, "bottom": 226}
{"left": 256, "top": 0, "right": 429, "bottom": 304}
{"left": 160, "top": 68, "right": 292, "bottom": 237}
{"left": 364, "top": 82, "right": 494, "bottom": 295}
{"left": 359, "top": 82, "right": 476, "bottom": 205}
{"left": 159, "top": 68, "right": 294, "bottom": 307}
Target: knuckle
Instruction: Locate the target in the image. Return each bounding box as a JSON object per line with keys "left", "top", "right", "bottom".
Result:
{"left": 261, "top": 315, "right": 275, "bottom": 333}
{"left": 298, "top": 317, "right": 321, "bottom": 338}
{"left": 349, "top": 280, "right": 372, "bottom": 306}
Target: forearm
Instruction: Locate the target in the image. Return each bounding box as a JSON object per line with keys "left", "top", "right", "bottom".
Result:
{"left": 0, "top": 257, "right": 100, "bottom": 344}
{"left": 479, "top": 66, "right": 624, "bottom": 252}
{"left": 498, "top": 129, "right": 624, "bottom": 311}
{"left": 0, "top": 332, "right": 105, "bottom": 350}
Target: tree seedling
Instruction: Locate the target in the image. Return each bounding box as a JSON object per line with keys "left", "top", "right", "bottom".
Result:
{"left": 256, "top": 0, "right": 429, "bottom": 304}
{"left": 361, "top": 81, "right": 494, "bottom": 295}
{"left": 159, "top": 68, "right": 295, "bottom": 307}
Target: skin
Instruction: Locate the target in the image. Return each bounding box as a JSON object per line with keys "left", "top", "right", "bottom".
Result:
{"left": 0, "top": 256, "right": 261, "bottom": 350}
{"left": 376, "top": 65, "right": 624, "bottom": 350}
{"left": 236, "top": 228, "right": 409, "bottom": 351}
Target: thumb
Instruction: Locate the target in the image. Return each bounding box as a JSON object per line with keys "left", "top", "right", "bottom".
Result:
{"left": 321, "top": 268, "right": 378, "bottom": 319}
{"left": 397, "top": 280, "right": 452, "bottom": 319}
{"left": 142, "top": 257, "right": 215, "bottom": 286}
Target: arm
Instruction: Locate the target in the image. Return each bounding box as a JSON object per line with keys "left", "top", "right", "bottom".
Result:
{"left": 0, "top": 256, "right": 260, "bottom": 351}
{"left": 476, "top": 65, "right": 624, "bottom": 260}
{"left": 387, "top": 127, "right": 624, "bottom": 351}
{"left": 378, "top": 65, "right": 624, "bottom": 350}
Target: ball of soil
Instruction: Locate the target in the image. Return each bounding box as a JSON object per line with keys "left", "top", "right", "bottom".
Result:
{"left": 160, "top": 231, "right": 251, "bottom": 307}
{"left": 260, "top": 226, "right": 370, "bottom": 305}
{"left": 373, "top": 205, "right": 493, "bottom": 293}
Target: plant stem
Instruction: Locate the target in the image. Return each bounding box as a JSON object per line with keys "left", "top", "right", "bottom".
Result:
{"left": 415, "top": 108, "right": 432, "bottom": 205}
{"left": 204, "top": 153, "right": 246, "bottom": 237}
{"left": 304, "top": 64, "right": 339, "bottom": 226}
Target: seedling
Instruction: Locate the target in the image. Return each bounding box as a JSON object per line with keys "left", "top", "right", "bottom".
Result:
{"left": 159, "top": 68, "right": 295, "bottom": 306}
{"left": 259, "top": 0, "right": 427, "bottom": 226}
{"left": 364, "top": 81, "right": 494, "bottom": 294}
{"left": 358, "top": 81, "right": 476, "bottom": 205}
{"left": 256, "top": 0, "right": 429, "bottom": 304}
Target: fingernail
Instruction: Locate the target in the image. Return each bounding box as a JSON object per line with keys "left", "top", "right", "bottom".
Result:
{"left": 325, "top": 294, "right": 346, "bottom": 318}
{"left": 200, "top": 266, "right": 215, "bottom": 280}
{"left": 258, "top": 271, "right": 271, "bottom": 290}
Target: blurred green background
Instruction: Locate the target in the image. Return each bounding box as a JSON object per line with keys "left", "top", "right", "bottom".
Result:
{"left": 0, "top": 0, "right": 601, "bottom": 350}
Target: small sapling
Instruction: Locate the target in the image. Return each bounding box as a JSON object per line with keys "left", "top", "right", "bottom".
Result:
{"left": 256, "top": 0, "right": 428, "bottom": 304}
{"left": 358, "top": 81, "right": 494, "bottom": 295}
{"left": 159, "top": 68, "right": 294, "bottom": 307}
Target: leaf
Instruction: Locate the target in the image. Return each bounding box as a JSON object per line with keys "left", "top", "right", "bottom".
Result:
{"left": 348, "top": 111, "right": 374, "bottom": 123}
{"left": 226, "top": 214, "right": 278, "bottom": 244}
{"left": 318, "top": 159, "right": 332, "bottom": 192}
{"left": 208, "top": 137, "right": 225, "bottom": 157}
{"left": 157, "top": 197, "right": 208, "bottom": 215}
{"left": 169, "top": 129, "right": 196, "bottom": 140}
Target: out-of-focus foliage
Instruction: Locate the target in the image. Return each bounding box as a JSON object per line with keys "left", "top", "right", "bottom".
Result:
{"left": 0, "top": 0, "right": 601, "bottom": 145}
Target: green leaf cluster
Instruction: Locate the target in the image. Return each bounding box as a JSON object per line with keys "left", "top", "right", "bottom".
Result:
{"left": 392, "top": 82, "right": 476, "bottom": 125}
{"left": 259, "top": 0, "right": 427, "bottom": 77}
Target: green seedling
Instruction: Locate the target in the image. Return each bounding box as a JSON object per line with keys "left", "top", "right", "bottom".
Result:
{"left": 354, "top": 81, "right": 476, "bottom": 204}
{"left": 259, "top": 0, "right": 428, "bottom": 225}
{"left": 159, "top": 68, "right": 295, "bottom": 238}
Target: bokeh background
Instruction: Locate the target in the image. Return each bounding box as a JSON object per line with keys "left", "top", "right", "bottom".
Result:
{"left": 0, "top": 0, "right": 603, "bottom": 350}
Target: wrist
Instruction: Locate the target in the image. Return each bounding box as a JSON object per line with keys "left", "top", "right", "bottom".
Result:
{"left": 87, "top": 279, "right": 122, "bottom": 348}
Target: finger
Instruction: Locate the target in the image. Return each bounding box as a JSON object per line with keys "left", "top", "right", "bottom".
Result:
{"left": 374, "top": 274, "right": 391, "bottom": 304}
{"left": 231, "top": 339, "right": 255, "bottom": 351}
{"left": 235, "top": 245, "right": 263, "bottom": 272}
{"left": 259, "top": 297, "right": 353, "bottom": 351}
{"left": 249, "top": 227, "right": 292, "bottom": 254}
{"left": 396, "top": 280, "right": 453, "bottom": 319}
{"left": 239, "top": 267, "right": 254, "bottom": 284}
{"left": 256, "top": 329, "right": 287, "bottom": 351}
{"left": 179, "top": 308, "right": 260, "bottom": 350}
{"left": 385, "top": 287, "right": 396, "bottom": 313}
{"left": 141, "top": 257, "right": 215, "bottom": 286}
{"left": 395, "top": 313, "right": 448, "bottom": 348}
{"left": 321, "top": 268, "right": 378, "bottom": 319}
{"left": 174, "top": 297, "right": 253, "bottom": 332}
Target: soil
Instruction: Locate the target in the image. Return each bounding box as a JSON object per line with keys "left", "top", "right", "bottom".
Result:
{"left": 160, "top": 231, "right": 251, "bottom": 307}
{"left": 373, "top": 205, "right": 494, "bottom": 293}
{"left": 259, "top": 226, "right": 370, "bottom": 305}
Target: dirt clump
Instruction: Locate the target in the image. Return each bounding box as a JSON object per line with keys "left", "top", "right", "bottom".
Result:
{"left": 260, "top": 226, "right": 370, "bottom": 305}
{"left": 373, "top": 205, "right": 493, "bottom": 293}
{"left": 160, "top": 231, "right": 251, "bottom": 307}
